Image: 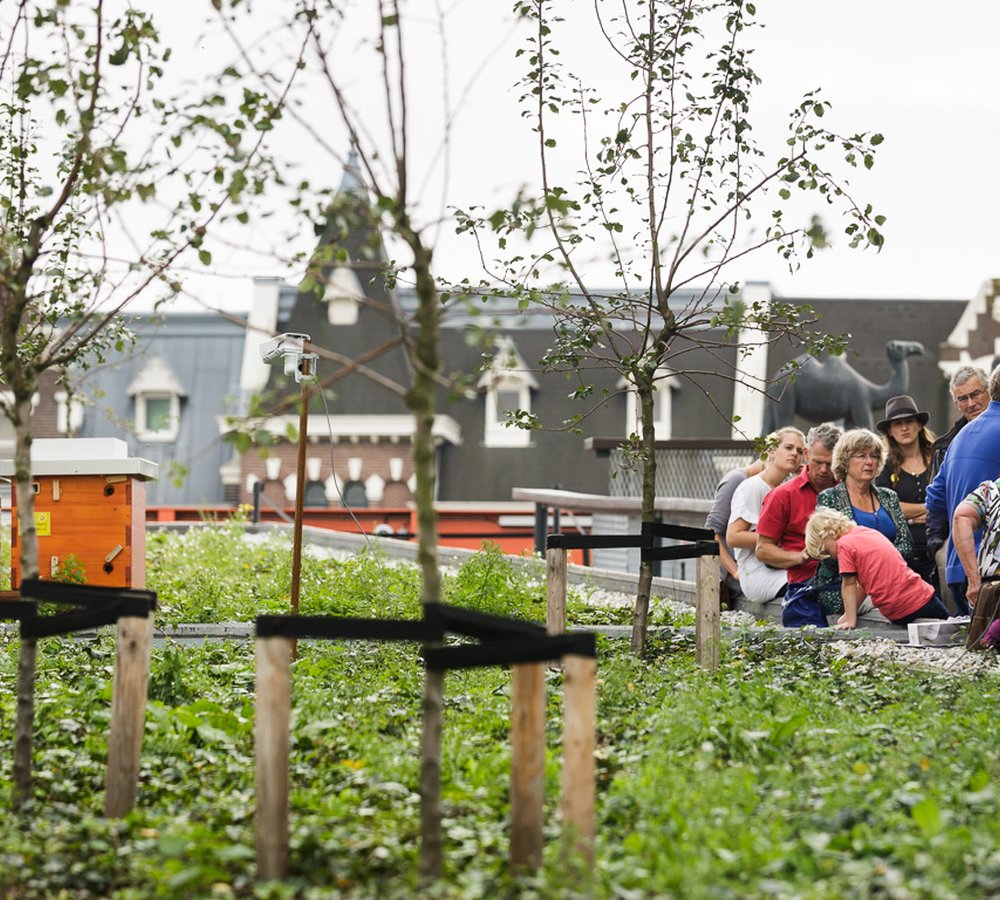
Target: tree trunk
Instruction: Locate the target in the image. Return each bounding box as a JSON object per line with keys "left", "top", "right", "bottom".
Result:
{"left": 11, "top": 392, "right": 39, "bottom": 807}
{"left": 406, "top": 238, "right": 445, "bottom": 880}
{"left": 418, "top": 668, "right": 444, "bottom": 880}
{"left": 630, "top": 375, "right": 657, "bottom": 655}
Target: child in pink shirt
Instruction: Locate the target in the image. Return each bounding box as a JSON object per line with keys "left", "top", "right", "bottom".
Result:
{"left": 805, "top": 508, "right": 949, "bottom": 630}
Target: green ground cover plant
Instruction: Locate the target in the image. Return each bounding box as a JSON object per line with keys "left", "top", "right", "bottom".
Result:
{"left": 0, "top": 526, "right": 998, "bottom": 897}
{"left": 146, "top": 522, "right": 683, "bottom": 628}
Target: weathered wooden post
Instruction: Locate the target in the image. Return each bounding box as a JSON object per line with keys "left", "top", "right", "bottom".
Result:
{"left": 105, "top": 613, "right": 154, "bottom": 816}
{"left": 561, "top": 653, "right": 596, "bottom": 867}
{"left": 695, "top": 554, "right": 720, "bottom": 670}
{"left": 510, "top": 662, "right": 546, "bottom": 871}
{"left": 255, "top": 636, "right": 292, "bottom": 880}
{"left": 546, "top": 545, "right": 568, "bottom": 635}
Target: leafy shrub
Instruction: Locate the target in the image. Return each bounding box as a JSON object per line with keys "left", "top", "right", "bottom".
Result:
{"left": 148, "top": 528, "right": 551, "bottom": 625}
{"left": 567, "top": 594, "right": 694, "bottom": 628}
{"left": 441, "top": 542, "right": 545, "bottom": 621}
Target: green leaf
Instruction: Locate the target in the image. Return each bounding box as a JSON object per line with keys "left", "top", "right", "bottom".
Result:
{"left": 911, "top": 797, "right": 942, "bottom": 838}
{"left": 197, "top": 249, "right": 212, "bottom": 266}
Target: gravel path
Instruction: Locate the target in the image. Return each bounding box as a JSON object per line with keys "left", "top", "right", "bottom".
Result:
{"left": 822, "top": 638, "right": 1000, "bottom": 676}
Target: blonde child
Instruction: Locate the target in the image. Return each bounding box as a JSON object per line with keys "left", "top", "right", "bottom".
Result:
{"left": 804, "top": 507, "right": 949, "bottom": 630}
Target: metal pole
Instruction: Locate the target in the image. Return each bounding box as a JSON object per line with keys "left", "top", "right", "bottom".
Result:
{"left": 290, "top": 357, "right": 314, "bottom": 657}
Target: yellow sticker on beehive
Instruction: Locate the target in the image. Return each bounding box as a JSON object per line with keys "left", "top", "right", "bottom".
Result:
{"left": 34, "top": 511, "right": 51, "bottom": 536}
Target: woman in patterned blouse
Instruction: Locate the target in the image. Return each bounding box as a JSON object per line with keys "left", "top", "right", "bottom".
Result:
{"left": 813, "top": 428, "right": 912, "bottom": 615}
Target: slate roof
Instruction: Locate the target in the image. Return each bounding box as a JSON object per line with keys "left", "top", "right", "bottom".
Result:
{"left": 73, "top": 313, "right": 247, "bottom": 505}
{"left": 264, "top": 260, "right": 968, "bottom": 500}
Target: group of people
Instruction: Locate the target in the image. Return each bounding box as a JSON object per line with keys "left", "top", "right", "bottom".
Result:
{"left": 707, "top": 363, "right": 1000, "bottom": 631}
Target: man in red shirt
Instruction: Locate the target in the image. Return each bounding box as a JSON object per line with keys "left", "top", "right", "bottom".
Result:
{"left": 755, "top": 422, "right": 842, "bottom": 584}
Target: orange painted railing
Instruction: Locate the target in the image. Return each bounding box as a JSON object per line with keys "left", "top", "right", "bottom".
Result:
{"left": 146, "top": 505, "right": 589, "bottom": 564}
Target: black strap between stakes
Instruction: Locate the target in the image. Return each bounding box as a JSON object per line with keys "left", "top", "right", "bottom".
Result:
{"left": 423, "top": 603, "right": 546, "bottom": 640}
{"left": 642, "top": 541, "right": 720, "bottom": 562}
{"left": 0, "top": 600, "right": 36, "bottom": 621}
{"left": 547, "top": 522, "right": 714, "bottom": 552}
{"left": 642, "top": 521, "right": 715, "bottom": 543}
{"left": 255, "top": 614, "right": 444, "bottom": 642}
{"left": 20, "top": 597, "right": 154, "bottom": 639}
{"left": 19, "top": 578, "right": 158, "bottom": 610}
{"left": 547, "top": 533, "right": 644, "bottom": 551}
{"left": 424, "top": 632, "right": 597, "bottom": 672}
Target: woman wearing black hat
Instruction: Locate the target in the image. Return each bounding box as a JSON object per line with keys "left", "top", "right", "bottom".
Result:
{"left": 875, "top": 394, "right": 938, "bottom": 588}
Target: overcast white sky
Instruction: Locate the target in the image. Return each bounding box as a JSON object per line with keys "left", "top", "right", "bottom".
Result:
{"left": 158, "top": 1, "right": 1000, "bottom": 312}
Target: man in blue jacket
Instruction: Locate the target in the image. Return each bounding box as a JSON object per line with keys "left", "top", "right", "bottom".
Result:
{"left": 926, "top": 365, "right": 1000, "bottom": 614}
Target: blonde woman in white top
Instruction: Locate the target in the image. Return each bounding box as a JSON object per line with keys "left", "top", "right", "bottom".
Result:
{"left": 727, "top": 428, "right": 805, "bottom": 602}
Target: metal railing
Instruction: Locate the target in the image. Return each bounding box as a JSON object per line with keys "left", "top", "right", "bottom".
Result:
{"left": 607, "top": 442, "right": 755, "bottom": 500}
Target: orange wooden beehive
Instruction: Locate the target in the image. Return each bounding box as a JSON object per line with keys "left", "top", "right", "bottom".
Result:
{"left": 1, "top": 439, "right": 158, "bottom": 590}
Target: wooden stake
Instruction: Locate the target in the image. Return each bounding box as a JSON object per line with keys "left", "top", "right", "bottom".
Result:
{"left": 546, "top": 547, "right": 567, "bottom": 635}
{"left": 255, "top": 636, "right": 292, "bottom": 880}
{"left": 510, "top": 662, "right": 546, "bottom": 872}
{"left": 104, "top": 614, "right": 153, "bottom": 817}
{"left": 561, "top": 654, "right": 596, "bottom": 868}
{"left": 695, "top": 554, "right": 720, "bottom": 670}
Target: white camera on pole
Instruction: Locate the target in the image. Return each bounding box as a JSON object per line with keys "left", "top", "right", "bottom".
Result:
{"left": 259, "top": 332, "right": 317, "bottom": 383}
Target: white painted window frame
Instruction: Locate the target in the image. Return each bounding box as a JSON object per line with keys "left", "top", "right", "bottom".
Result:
{"left": 484, "top": 377, "right": 533, "bottom": 448}
{"left": 624, "top": 371, "right": 680, "bottom": 439}
{"left": 54, "top": 390, "right": 86, "bottom": 435}
{"left": 135, "top": 391, "right": 181, "bottom": 442}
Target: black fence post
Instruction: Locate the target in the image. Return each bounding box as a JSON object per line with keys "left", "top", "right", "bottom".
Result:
{"left": 252, "top": 480, "right": 263, "bottom": 524}
{"left": 533, "top": 502, "right": 548, "bottom": 555}
{"left": 652, "top": 514, "right": 662, "bottom": 578}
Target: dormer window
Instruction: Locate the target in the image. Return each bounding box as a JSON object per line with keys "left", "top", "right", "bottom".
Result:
{"left": 54, "top": 391, "right": 85, "bottom": 436}
{"left": 127, "top": 355, "right": 185, "bottom": 442}
{"left": 478, "top": 337, "right": 538, "bottom": 448}
{"left": 324, "top": 265, "right": 364, "bottom": 325}
{"left": 623, "top": 369, "right": 680, "bottom": 439}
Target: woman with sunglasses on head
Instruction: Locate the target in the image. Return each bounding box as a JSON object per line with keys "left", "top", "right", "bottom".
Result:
{"left": 875, "top": 395, "right": 939, "bottom": 590}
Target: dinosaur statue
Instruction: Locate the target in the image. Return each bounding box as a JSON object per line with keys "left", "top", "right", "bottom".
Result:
{"left": 763, "top": 340, "right": 925, "bottom": 432}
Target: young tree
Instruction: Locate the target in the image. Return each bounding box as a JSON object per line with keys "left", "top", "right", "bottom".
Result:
{"left": 216, "top": 0, "right": 477, "bottom": 877}
{"left": 461, "top": 0, "right": 885, "bottom": 653}
{"left": 0, "top": 0, "right": 296, "bottom": 805}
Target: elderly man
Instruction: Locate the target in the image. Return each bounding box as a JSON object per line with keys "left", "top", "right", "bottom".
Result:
{"left": 755, "top": 421, "right": 843, "bottom": 585}
{"left": 929, "top": 365, "right": 990, "bottom": 477}
{"left": 926, "top": 365, "right": 1000, "bottom": 615}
